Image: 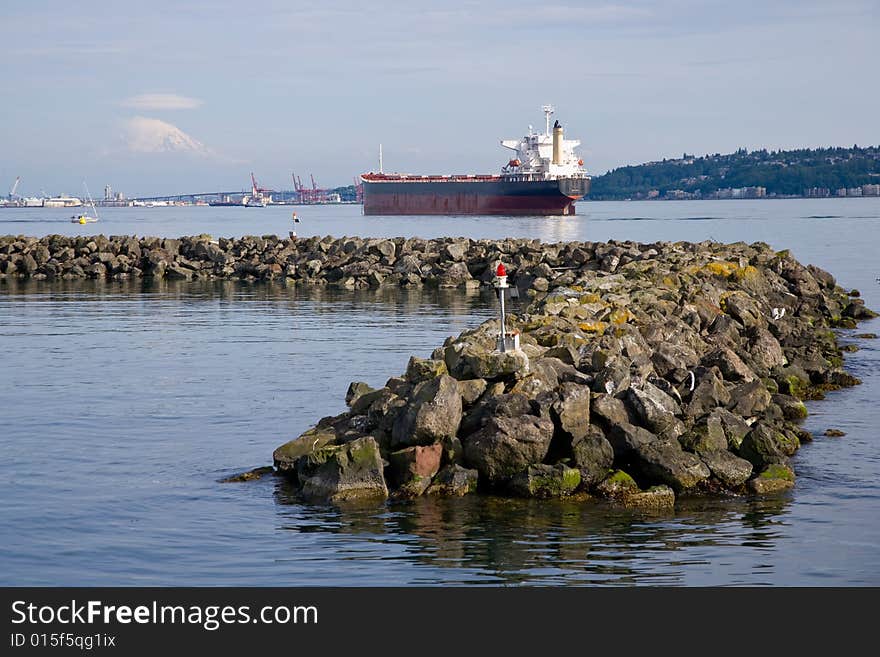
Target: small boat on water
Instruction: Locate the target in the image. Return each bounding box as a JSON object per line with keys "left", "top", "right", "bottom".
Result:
{"left": 70, "top": 182, "right": 100, "bottom": 224}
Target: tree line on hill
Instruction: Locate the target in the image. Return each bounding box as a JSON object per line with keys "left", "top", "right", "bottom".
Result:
{"left": 588, "top": 146, "right": 880, "bottom": 200}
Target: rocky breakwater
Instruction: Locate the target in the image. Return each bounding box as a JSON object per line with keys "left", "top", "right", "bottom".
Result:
{"left": 2, "top": 233, "right": 557, "bottom": 288}
{"left": 272, "top": 238, "right": 876, "bottom": 508}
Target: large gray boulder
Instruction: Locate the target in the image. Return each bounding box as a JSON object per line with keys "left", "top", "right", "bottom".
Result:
{"left": 684, "top": 367, "right": 731, "bottom": 418}
{"left": 510, "top": 359, "right": 559, "bottom": 398}
{"left": 458, "top": 378, "right": 487, "bottom": 406}
{"left": 297, "top": 436, "right": 388, "bottom": 502}
{"left": 607, "top": 422, "right": 658, "bottom": 459}
{"left": 426, "top": 464, "right": 479, "bottom": 496}
{"left": 728, "top": 380, "right": 772, "bottom": 416}
{"left": 701, "top": 449, "right": 753, "bottom": 487}
{"left": 459, "top": 392, "right": 531, "bottom": 437}
{"left": 627, "top": 382, "right": 683, "bottom": 438}
{"left": 591, "top": 393, "right": 633, "bottom": 427}
{"left": 708, "top": 407, "right": 752, "bottom": 451}
{"left": 703, "top": 347, "right": 756, "bottom": 382}
{"left": 551, "top": 382, "right": 591, "bottom": 441}
{"left": 634, "top": 439, "right": 711, "bottom": 492}
{"left": 747, "top": 327, "right": 786, "bottom": 374}
{"left": 391, "top": 374, "right": 462, "bottom": 447}
{"left": 463, "top": 414, "right": 554, "bottom": 484}
{"left": 571, "top": 425, "right": 614, "bottom": 487}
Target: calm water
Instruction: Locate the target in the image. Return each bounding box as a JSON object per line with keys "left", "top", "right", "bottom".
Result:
{"left": 1, "top": 199, "right": 878, "bottom": 585}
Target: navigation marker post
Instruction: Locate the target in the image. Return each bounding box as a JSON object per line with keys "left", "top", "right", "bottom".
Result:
{"left": 494, "top": 263, "right": 520, "bottom": 353}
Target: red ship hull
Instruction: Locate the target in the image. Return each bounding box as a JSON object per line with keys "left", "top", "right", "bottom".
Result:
{"left": 360, "top": 175, "right": 590, "bottom": 216}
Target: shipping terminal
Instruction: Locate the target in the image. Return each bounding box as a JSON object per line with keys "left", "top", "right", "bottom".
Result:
{"left": 360, "top": 105, "right": 591, "bottom": 216}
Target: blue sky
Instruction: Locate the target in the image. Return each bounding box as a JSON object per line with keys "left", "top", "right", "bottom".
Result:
{"left": 2, "top": 0, "right": 878, "bottom": 196}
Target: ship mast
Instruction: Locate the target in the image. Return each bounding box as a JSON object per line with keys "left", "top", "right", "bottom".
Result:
{"left": 542, "top": 104, "right": 555, "bottom": 136}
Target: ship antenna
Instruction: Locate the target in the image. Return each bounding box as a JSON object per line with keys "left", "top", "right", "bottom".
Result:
{"left": 542, "top": 104, "right": 555, "bottom": 136}
{"left": 379, "top": 144, "right": 383, "bottom": 174}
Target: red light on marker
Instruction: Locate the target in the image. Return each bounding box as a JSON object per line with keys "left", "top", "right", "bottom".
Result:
{"left": 496, "top": 263, "right": 507, "bottom": 277}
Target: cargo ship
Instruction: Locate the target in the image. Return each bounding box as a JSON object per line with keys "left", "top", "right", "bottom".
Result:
{"left": 361, "top": 105, "right": 590, "bottom": 216}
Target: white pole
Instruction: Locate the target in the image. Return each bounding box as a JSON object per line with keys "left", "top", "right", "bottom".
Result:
{"left": 499, "top": 287, "right": 506, "bottom": 350}
{"left": 379, "top": 144, "right": 383, "bottom": 174}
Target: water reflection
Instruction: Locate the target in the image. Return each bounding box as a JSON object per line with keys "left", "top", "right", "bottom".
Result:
{"left": 273, "top": 477, "right": 793, "bottom": 585}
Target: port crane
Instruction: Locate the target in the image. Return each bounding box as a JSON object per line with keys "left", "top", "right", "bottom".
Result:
{"left": 250, "top": 172, "right": 273, "bottom": 198}
{"left": 292, "top": 172, "right": 327, "bottom": 204}
{"left": 8, "top": 176, "right": 20, "bottom": 201}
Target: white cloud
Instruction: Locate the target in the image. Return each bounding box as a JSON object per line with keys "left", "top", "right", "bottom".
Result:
{"left": 120, "top": 93, "right": 203, "bottom": 110}
{"left": 121, "top": 116, "right": 212, "bottom": 155}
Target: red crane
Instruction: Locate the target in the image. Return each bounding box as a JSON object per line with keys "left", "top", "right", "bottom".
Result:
{"left": 251, "top": 172, "right": 272, "bottom": 196}
{"left": 292, "top": 172, "right": 310, "bottom": 204}
{"left": 291, "top": 171, "right": 329, "bottom": 204}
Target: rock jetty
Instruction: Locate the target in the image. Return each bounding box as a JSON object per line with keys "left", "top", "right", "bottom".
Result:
{"left": 3, "top": 233, "right": 875, "bottom": 508}
{"left": 267, "top": 236, "right": 875, "bottom": 508}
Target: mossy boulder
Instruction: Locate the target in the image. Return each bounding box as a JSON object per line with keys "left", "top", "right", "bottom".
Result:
{"left": 508, "top": 464, "right": 581, "bottom": 498}
{"left": 273, "top": 428, "right": 337, "bottom": 474}
{"left": 219, "top": 466, "right": 275, "bottom": 483}
{"left": 737, "top": 424, "right": 789, "bottom": 470}
{"left": 297, "top": 435, "right": 388, "bottom": 502}
{"left": 622, "top": 485, "right": 676, "bottom": 511}
{"left": 747, "top": 463, "right": 795, "bottom": 494}
{"left": 772, "top": 393, "right": 808, "bottom": 420}
{"left": 596, "top": 469, "right": 639, "bottom": 498}
{"left": 405, "top": 356, "right": 448, "bottom": 383}
{"left": 446, "top": 341, "right": 530, "bottom": 380}
{"left": 775, "top": 367, "right": 812, "bottom": 400}
{"left": 345, "top": 381, "right": 374, "bottom": 406}
{"left": 679, "top": 414, "right": 729, "bottom": 455}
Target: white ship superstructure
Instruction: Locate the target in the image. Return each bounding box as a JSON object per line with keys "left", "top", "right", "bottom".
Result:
{"left": 500, "top": 105, "right": 588, "bottom": 180}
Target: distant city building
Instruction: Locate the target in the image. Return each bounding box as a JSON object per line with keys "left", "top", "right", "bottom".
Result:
{"left": 862, "top": 184, "right": 880, "bottom": 197}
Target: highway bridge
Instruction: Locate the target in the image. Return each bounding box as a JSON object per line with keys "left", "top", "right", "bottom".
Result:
{"left": 130, "top": 189, "right": 294, "bottom": 202}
